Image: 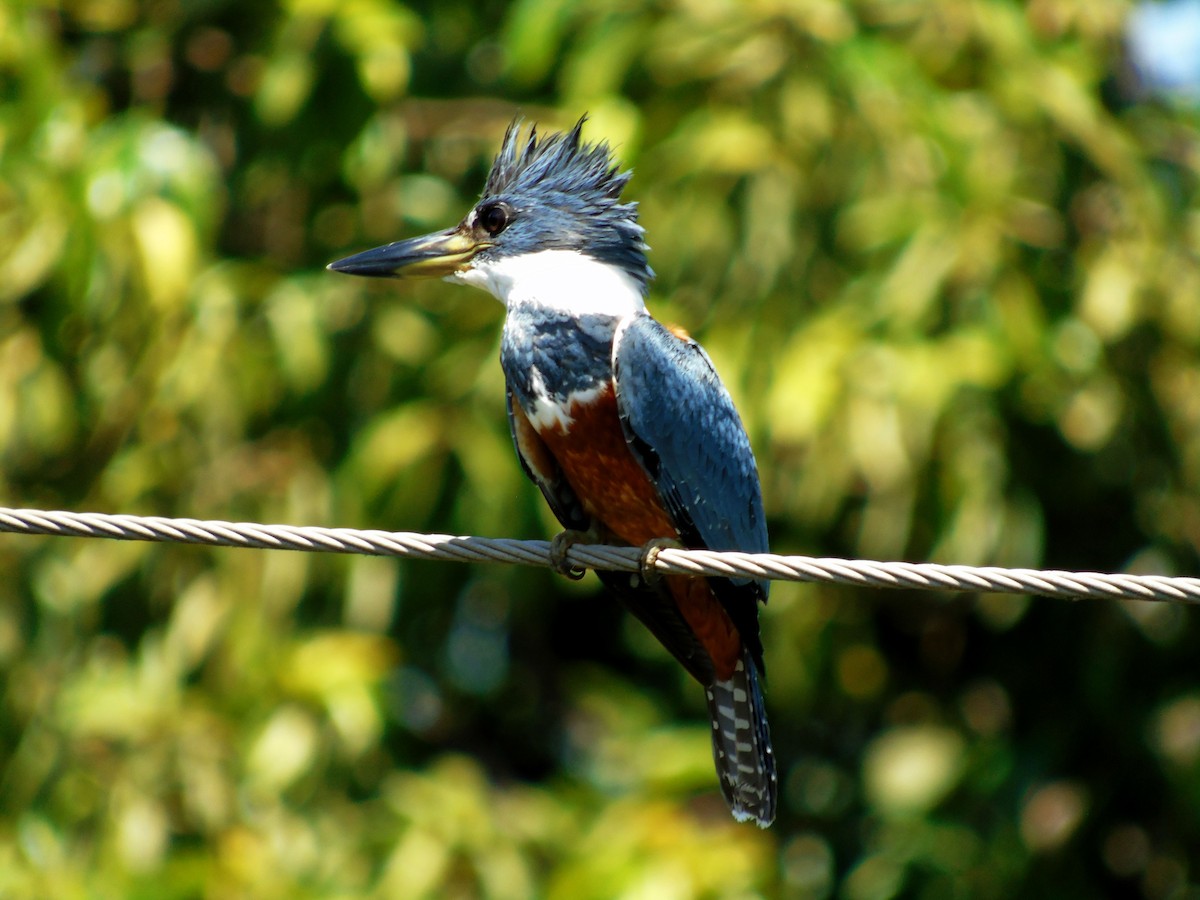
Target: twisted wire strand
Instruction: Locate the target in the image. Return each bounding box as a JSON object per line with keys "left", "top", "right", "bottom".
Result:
{"left": 1, "top": 506, "right": 1197, "bottom": 604}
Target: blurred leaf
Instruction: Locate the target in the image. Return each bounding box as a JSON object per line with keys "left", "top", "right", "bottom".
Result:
{"left": 863, "top": 725, "right": 966, "bottom": 816}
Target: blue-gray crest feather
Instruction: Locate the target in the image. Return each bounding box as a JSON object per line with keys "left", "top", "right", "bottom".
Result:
{"left": 479, "top": 117, "right": 654, "bottom": 289}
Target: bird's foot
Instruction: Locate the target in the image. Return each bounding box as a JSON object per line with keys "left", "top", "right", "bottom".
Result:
{"left": 549, "top": 529, "right": 592, "bottom": 581}
{"left": 639, "top": 537, "right": 684, "bottom": 586}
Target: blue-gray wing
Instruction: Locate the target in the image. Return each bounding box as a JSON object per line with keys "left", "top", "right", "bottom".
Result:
{"left": 613, "top": 314, "right": 769, "bottom": 663}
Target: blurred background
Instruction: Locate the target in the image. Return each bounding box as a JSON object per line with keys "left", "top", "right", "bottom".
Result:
{"left": 2, "top": 0, "right": 1199, "bottom": 896}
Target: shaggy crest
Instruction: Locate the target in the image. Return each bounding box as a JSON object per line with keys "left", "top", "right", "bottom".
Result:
{"left": 479, "top": 116, "right": 653, "bottom": 289}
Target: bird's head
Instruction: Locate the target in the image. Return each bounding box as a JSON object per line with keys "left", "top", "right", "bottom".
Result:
{"left": 328, "top": 117, "right": 653, "bottom": 305}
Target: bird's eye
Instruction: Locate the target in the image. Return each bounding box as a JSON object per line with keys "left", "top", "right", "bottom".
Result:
{"left": 478, "top": 202, "right": 511, "bottom": 236}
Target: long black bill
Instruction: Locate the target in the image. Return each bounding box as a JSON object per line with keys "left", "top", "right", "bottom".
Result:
{"left": 327, "top": 226, "right": 484, "bottom": 279}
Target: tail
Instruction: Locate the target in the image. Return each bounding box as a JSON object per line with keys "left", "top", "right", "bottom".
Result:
{"left": 705, "top": 650, "right": 776, "bottom": 827}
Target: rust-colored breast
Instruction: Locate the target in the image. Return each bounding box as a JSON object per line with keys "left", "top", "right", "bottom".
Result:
{"left": 537, "top": 383, "right": 675, "bottom": 547}
{"left": 536, "top": 383, "right": 742, "bottom": 678}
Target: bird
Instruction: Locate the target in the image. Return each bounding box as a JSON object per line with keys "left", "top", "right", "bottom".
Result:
{"left": 328, "top": 116, "right": 776, "bottom": 826}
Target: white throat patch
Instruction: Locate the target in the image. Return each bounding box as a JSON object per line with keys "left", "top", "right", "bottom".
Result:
{"left": 451, "top": 248, "right": 647, "bottom": 318}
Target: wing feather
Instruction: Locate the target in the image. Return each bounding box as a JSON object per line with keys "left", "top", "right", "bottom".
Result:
{"left": 612, "top": 314, "right": 769, "bottom": 669}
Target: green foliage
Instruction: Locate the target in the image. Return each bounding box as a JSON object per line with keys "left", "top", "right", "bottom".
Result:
{"left": 2, "top": 0, "right": 1199, "bottom": 895}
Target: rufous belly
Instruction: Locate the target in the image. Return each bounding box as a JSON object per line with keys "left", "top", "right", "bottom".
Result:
{"left": 535, "top": 382, "right": 741, "bottom": 678}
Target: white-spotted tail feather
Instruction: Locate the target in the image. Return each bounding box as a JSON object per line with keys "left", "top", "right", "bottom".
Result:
{"left": 705, "top": 651, "right": 776, "bottom": 827}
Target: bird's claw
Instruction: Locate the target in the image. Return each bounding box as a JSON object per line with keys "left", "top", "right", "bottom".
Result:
{"left": 549, "top": 529, "right": 591, "bottom": 580}
{"left": 639, "top": 537, "right": 684, "bottom": 585}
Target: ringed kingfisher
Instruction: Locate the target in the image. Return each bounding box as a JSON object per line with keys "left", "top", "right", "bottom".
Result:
{"left": 329, "top": 117, "right": 776, "bottom": 826}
